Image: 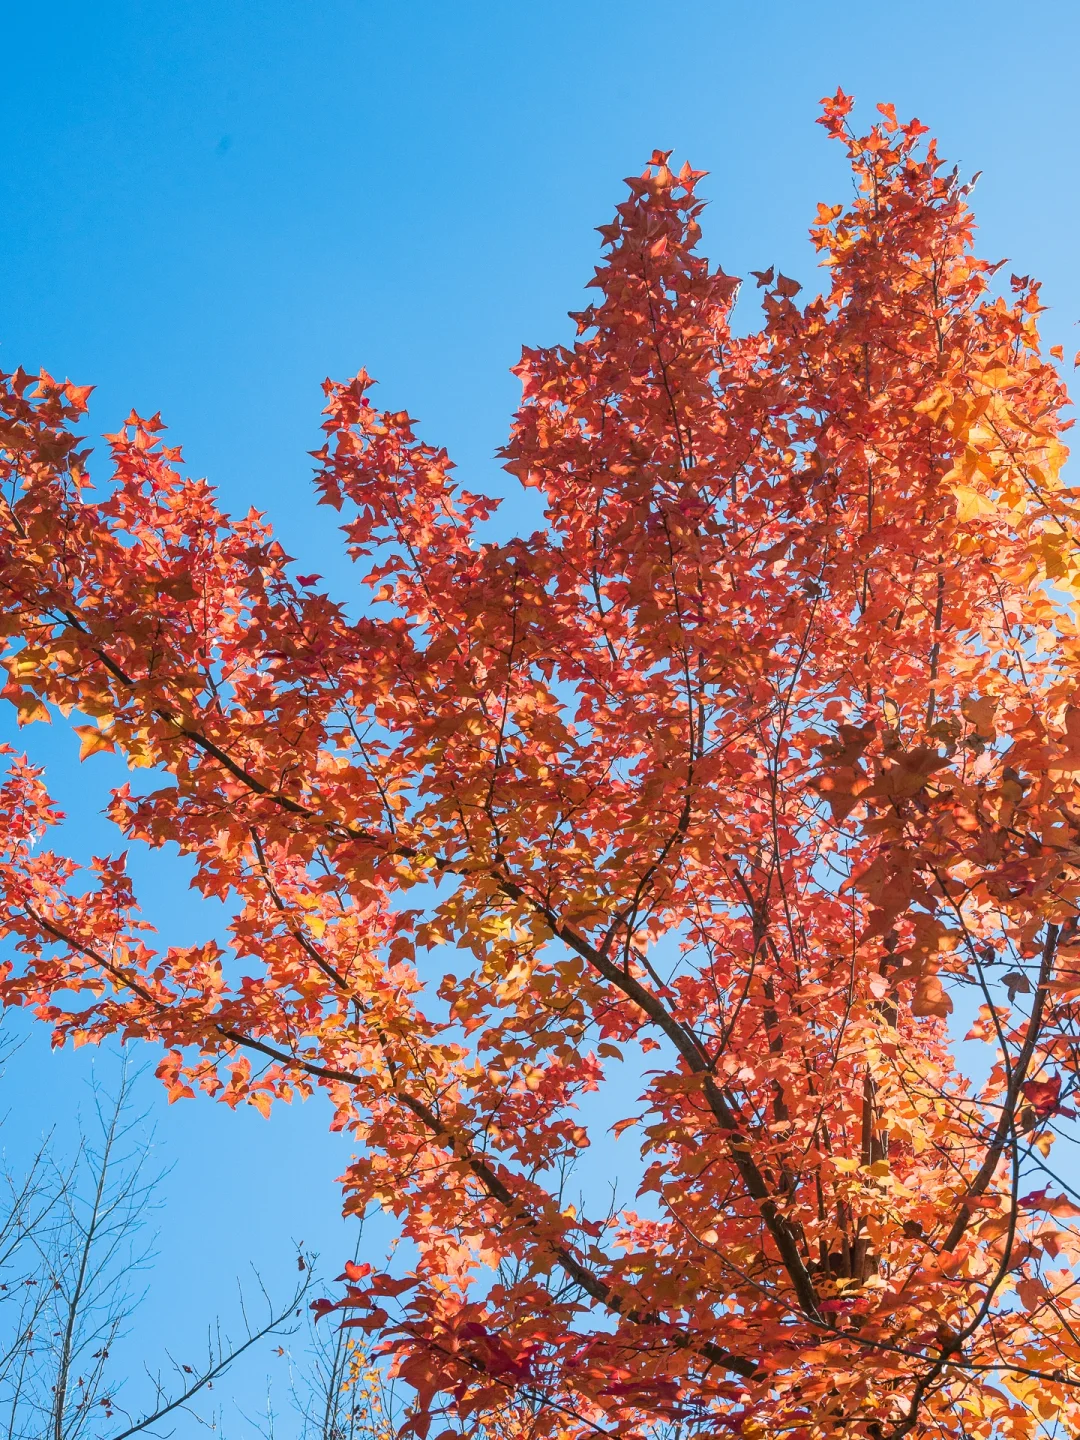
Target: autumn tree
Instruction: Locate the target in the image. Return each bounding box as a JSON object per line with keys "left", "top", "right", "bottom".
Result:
{"left": 3, "top": 93, "right": 1080, "bottom": 1438}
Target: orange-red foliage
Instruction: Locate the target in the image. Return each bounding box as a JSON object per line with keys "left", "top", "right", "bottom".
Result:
{"left": 4, "top": 94, "right": 1080, "bottom": 1438}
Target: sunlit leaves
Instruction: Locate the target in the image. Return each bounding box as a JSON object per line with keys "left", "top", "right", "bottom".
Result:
{"left": 2, "top": 93, "right": 1080, "bottom": 1440}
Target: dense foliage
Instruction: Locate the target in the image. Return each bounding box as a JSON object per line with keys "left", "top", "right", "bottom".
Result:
{"left": 3, "top": 95, "right": 1080, "bottom": 1438}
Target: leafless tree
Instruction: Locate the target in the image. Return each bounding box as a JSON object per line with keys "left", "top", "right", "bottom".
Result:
{"left": 242, "top": 1230, "right": 395, "bottom": 1440}
{"left": 0, "top": 1050, "right": 308, "bottom": 1439}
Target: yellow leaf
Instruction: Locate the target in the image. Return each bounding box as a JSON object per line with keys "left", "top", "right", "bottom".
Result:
{"left": 73, "top": 724, "right": 116, "bottom": 761}
{"left": 953, "top": 485, "right": 997, "bottom": 522}
{"left": 13, "top": 691, "right": 50, "bottom": 726}
{"left": 913, "top": 386, "right": 951, "bottom": 422}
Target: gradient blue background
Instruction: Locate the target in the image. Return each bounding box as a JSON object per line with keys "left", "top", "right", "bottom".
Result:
{"left": 2, "top": 2, "right": 1078, "bottom": 1432}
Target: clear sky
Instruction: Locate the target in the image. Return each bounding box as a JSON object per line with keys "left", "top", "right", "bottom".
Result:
{"left": 2, "top": 1, "right": 1079, "bottom": 1432}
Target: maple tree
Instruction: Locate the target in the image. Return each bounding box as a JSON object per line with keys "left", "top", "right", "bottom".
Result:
{"left": 3, "top": 92, "right": 1080, "bottom": 1438}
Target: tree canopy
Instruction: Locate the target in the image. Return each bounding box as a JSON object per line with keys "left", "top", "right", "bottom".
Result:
{"left": 3, "top": 94, "right": 1080, "bottom": 1439}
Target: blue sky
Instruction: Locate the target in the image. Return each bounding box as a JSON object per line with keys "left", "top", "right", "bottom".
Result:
{"left": 2, "top": 1, "right": 1079, "bottom": 1432}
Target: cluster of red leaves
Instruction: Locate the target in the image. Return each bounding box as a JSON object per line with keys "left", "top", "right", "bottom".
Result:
{"left": 4, "top": 93, "right": 1080, "bottom": 1439}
